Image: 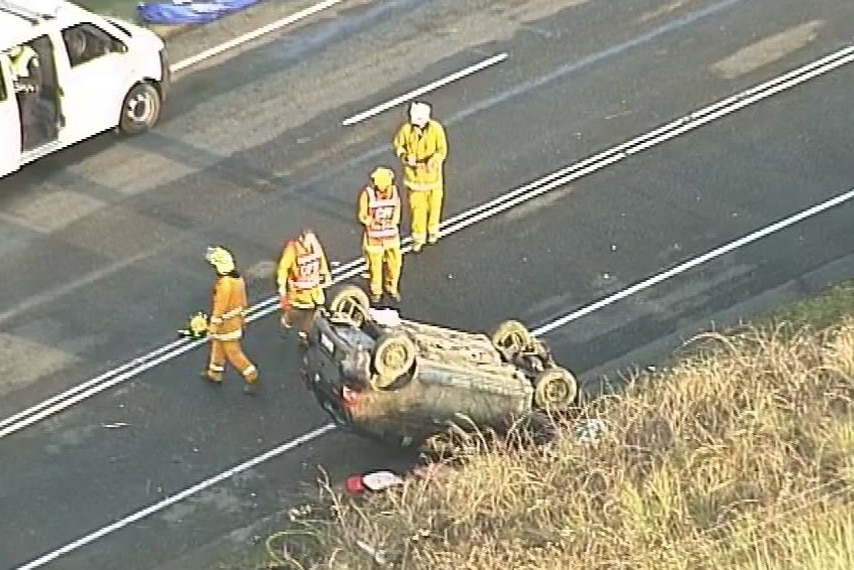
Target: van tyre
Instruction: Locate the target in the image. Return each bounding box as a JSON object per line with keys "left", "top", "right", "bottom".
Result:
{"left": 533, "top": 366, "right": 578, "bottom": 411}
{"left": 372, "top": 332, "right": 416, "bottom": 385}
{"left": 119, "top": 82, "right": 162, "bottom": 134}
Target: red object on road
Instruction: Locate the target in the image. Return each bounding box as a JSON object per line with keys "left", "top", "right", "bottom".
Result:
{"left": 344, "top": 471, "right": 405, "bottom": 495}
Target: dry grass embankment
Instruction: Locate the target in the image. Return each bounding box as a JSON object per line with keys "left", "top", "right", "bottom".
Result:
{"left": 265, "top": 282, "right": 854, "bottom": 570}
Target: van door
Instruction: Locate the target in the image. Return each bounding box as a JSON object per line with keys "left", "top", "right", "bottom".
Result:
{"left": 57, "top": 21, "right": 132, "bottom": 138}
{"left": 0, "top": 54, "right": 22, "bottom": 177}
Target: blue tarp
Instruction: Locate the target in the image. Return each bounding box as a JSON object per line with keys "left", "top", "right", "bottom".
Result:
{"left": 136, "top": 0, "right": 267, "bottom": 26}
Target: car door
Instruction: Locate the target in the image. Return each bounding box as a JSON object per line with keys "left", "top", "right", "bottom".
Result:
{"left": 0, "top": 54, "right": 22, "bottom": 177}
{"left": 57, "top": 21, "right": 131, "bottom": 138}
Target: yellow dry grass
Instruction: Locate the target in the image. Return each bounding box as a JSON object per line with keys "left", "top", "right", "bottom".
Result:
{"left": 266, "top": 315, "right": 854, "bottom": 570}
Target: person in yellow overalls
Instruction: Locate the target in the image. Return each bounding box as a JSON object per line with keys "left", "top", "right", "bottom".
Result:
{"left": 202, "top": 245, "right": 260, "bottom": 394}
{"left": 358, "top": 166, "right": 403, "bottom": 304}
{"left": 277, "top": 229, "right": 332, "bottom": 342}
{"left": 393, "top": 101, "right": 448, "bottom": 252}
{"left": 7, "top": 43, "right": 42, "bottom": 150}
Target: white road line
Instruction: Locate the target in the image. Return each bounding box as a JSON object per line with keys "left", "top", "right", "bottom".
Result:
{"left": 169, "top": 0, "right": 351, "bottom": 73}
{"left": 2, "top": 44, "right": 852, "bottom": 441}
{"left": 14, "top": 423, "right": 337, "bottom": 570}
{"left": 531, "top": 188, "right": 854, "bottom": 336}
{"left": 17, "top": 185, "right": 854, "bottom": 569}
{"left": 341, "top": 52, "right": 510, "bottom": 126}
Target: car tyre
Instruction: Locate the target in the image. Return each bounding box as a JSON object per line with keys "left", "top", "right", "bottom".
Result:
{"left": 328, "top": 285, "right": 371, "bottom": 325}
{"left": 119, "top": 81, "right": 162, "bottom": 134}
{"left": 490, "top": 319, "right": 533, "bottom": 359}
{"left": 533, "top": 366, "right": 579, "bottom": 410}
{"left": 372, "top": 332, "right": 416, "bottom": 385}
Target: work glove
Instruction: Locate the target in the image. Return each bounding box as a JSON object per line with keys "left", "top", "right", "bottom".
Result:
{"left": 178, "top": 312, "right": 209, "bottom": 339}
{"left": 404, "top": 154, "right": 418, "bottom": 167}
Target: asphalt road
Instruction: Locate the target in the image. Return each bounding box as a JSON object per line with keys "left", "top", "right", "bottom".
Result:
{"left": 1, "top": 0, "right": 853, "bottom": 568}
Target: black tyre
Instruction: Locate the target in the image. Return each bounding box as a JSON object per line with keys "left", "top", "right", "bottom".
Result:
{"left": 328, "top": 285, "right": 371, "bottom": 325}
{"left": 533, "top": 367, "right": 579, "bottom": 410}
{"left": 490, "top": 319, "right": 532, "bottom": 359}
{"left": 372, "top": 332, "right": 416, "bottom": 385}
{"left": 119, "top": 82, "right": 162, "bottom": 134}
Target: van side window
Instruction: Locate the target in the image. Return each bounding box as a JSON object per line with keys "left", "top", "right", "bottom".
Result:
{"left": 61, "top": 23, "right": 126, "bottom": 67}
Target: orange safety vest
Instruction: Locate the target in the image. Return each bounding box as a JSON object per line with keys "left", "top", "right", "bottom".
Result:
{"left": 364, "top": 185, "right": 400, "bottom": 240}
{"left": 289, "top": 236, "right": 323, "bottom": 290}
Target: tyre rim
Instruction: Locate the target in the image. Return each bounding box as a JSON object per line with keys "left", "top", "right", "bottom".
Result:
{"left": 544, "top": 378, "right": 570, "bottom": 403}
{"left": 333, "top": 295, "right": 365, "bottom": 325}
{"left": 499, "top": 331, "right": 525, "bottom": 352}
{"left": 382, "top": 345, "right": 407, "bottom": 370}
{"left": 127, "top": 91, "right": 154, "bottom": 123}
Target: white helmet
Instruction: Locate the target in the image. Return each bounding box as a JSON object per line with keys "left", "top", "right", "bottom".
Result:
{"left": 205, "top": 245, "right": 235, "bottom": 274}
{"left": 408, "top": 101, "right": 431, "bottom": 127}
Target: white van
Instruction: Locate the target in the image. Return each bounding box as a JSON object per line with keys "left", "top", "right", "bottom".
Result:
{"left": 0, "top": 0, "right": 170, "bottom": 178}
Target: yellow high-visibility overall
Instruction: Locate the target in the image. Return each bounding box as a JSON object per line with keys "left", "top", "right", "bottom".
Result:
{"left": 393, "top": 118, "right": 448, "bottom": 247}
{"left": 358, "top": 183, "right": 402, "bottom": 299}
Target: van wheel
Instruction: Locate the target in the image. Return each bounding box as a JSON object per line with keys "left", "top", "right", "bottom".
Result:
{"left": 119, "top": 82, "right": 162, "bottom": 134}
{"left": 372, "top": 332, "right": 416, "bottom": 381}
{"left": 533, "top": 367, "right": 579, "bottom": 411}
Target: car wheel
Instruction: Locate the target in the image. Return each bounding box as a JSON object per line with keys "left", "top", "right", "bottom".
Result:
{"left": 490, "top": 319, "right": 533, "bottom": 359}
{"left": 119, "top": 82, "right": 162, "bottom": 134}
{"left": 532, "top": 366, "right": 579, "bottom": 410}
{"left": 328, "top": 285, "right": 371, "bottom": 325}
{"left": 372, "top": 332, "right": 416, "bottom": 385}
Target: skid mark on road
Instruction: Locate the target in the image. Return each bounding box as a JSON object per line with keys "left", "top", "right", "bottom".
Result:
{"left": 1, "top": 188, "right": 107, "bottom": 233}
{"left": 500, "top": 0, "right": 589, "bottom": 23}
{"left": 504, "top": 184, "right": 575, "bottom": 223}
{"left": 0, "top": 334, "right": 81, "bottom": 397}
{"left": 637, "top": 0, "right": 697, "bottom": 24}
{"left": 73, "top": 147, "right": 199, "bottom": 197}
{"left": 43, "top": 424, "right": 100, "bottom": 455}
{"left": 160, "top": 487, "right": 251, "bottom": 525}
{"left": 160, "top": 469, "right": 265, "bottom": 525}
{"left": 58, "top": 206, "right": 186, "bottom": 260}
{"left": 711, "top": 20, "right": 826, "bottom": 79}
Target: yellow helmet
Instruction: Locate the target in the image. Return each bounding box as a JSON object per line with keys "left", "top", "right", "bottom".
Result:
{"left": 370, "top": 166, "right": 395, "bottom": 190}
{"left": 205, "top": 245, "right": 235, "bottom": 274}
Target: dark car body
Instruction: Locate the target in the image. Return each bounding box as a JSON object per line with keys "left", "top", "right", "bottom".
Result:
{"left": 301, "top": 286, "right": 579, "bottom": 447}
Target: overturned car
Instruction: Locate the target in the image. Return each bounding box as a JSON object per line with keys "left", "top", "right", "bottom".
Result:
{"left": 300, "top": 285, "right": 580, "bottom": 447}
